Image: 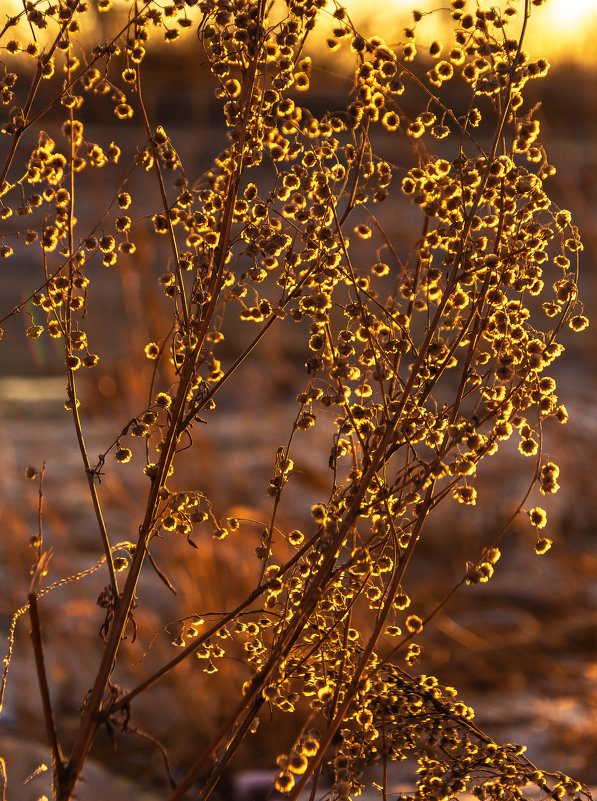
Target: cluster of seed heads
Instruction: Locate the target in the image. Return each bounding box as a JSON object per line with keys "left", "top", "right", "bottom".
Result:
{"left": 1, "top": 0, "right": 591, "bottom": 799}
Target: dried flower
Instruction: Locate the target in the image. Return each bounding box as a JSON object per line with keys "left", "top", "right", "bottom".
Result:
{"left": 115, "top": 447, "right": 132, "bottom": 464}
{"left": 529, "top": 506, "right": 547, "bottom": 528}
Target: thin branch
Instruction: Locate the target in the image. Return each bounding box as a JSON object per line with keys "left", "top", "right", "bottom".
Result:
{"left": 0, "top": 757, "right": 6, "bottom": 801}
{"left": 27, "top": 551, "right": 67, "bottom": 791}
{"left": 136, "top": 70, "right": 191, "bottom": 335}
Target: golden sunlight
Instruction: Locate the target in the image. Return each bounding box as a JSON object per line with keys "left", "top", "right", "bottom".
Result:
{"left": 2, "top": 0, "right": 596, "bottom": 65}
{"left": 344, "top": 0, "right": 597, "bottom": 66}
{"left": 543, "top": 0, "right": 597, "bottom": 29}
{"left": 525, "top": 0, "right": 597, "bottom": 63}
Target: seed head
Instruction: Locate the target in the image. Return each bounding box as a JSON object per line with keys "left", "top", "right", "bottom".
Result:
{"left": 115, "top": 447, "right": 132, "bottom": 464}
{"left": 528, "top": 506, "right": 547, "bottom": 528}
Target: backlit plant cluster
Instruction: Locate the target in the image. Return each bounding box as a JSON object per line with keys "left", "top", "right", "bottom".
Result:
{"left": 0, "top": 0, "right": 591, "bottom": 800}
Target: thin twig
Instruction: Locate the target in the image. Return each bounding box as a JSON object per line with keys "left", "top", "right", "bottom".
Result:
{"left": 27, "top": 551, "right": 67, "bottom": 791}
{"left": 0, "top": 757, "right": 6, "bottom": 801}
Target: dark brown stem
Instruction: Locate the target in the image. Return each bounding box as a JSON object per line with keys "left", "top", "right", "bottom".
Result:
{"left": 28, "top": 553, "right": 67, "bottom": 794}
{"left": 66, "top": 372, "right": 119, "bottom": 598}
{"left": 136, "top": 72, "right": 190, "bottom": 334}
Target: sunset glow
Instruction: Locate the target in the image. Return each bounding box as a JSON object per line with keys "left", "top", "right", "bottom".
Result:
{"left": 343, "top": 0, "right": 597, "bottom": 66}
{"left": 1, "top": 0, "right": 596, "bottom": 65}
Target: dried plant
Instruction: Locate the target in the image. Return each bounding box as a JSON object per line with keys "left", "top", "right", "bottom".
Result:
{"left": 0, "top": 0, "right": 592, "bottom": 800}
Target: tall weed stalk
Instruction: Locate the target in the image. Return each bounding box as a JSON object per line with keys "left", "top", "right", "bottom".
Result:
{"left": 0, "top": 0, "right": 591, "bottom": 799}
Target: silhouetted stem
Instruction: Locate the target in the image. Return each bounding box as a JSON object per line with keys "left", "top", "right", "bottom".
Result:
{"left": 28, "top": 553, "right": 67, "bottom": 794}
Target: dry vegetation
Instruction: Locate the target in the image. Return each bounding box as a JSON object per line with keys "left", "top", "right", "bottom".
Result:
{"left": 0, "top": 0, "right": 594, "bottom": 800}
